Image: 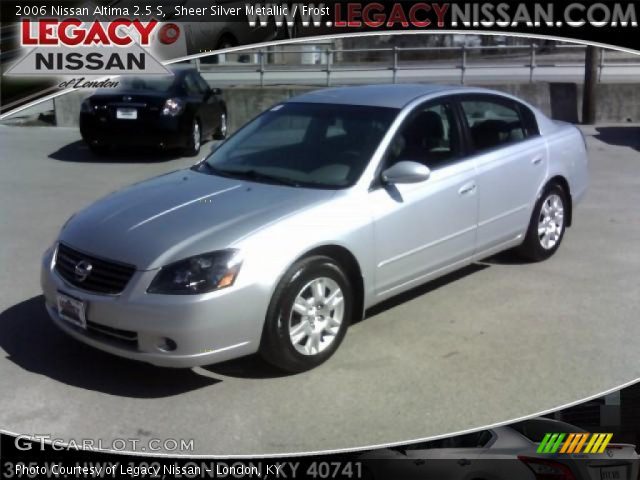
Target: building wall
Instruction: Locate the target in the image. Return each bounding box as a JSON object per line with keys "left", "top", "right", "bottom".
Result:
{"left": 54, "top": 83, "right": 640, "bottom": 130}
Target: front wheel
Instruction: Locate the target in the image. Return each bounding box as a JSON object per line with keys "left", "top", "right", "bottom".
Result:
{"left": 516, "top": 184, "right": 567, "bottom": 261}
{"left": 260, "top": 256, "right": 353, "bottom": 373}
{"left": 213, "top": 111, "right": 227, "bottom": 140}
{"left": 184, "top": 119, "right": 201, "bottom": 157}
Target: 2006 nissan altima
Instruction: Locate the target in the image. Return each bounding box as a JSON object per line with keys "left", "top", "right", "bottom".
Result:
{"left": 41, "top": 84, "right": 589, "bottom": 372}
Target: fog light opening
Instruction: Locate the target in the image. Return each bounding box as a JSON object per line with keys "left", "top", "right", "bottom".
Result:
{"left": 157, "top": 338, "right": 177, "bottom": 352}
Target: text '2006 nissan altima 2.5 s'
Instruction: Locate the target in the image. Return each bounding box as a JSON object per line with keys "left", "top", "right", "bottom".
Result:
{"left": 42, "top": 84, "right": 589, "bottom": 372}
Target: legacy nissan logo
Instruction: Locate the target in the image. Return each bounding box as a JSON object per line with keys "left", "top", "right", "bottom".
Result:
{"left": 74, "top": 260, "right": 93, "bottom": 282}
{"left": 21, "top": 19, "right": 158, "bottom": 47}
{"left": 5, "top": 19, "right": 172, "bottom": 77}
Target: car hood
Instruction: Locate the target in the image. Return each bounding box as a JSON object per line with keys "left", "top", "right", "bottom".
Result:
{"left": 60, "top": 169, "right": 336, "bottom": 269}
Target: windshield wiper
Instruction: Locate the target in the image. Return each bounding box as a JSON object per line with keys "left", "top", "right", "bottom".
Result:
{"left": 212, "top": 168, "right": 303, "bottom": 187}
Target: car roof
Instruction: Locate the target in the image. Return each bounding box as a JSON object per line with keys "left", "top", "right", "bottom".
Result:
{"left": 286, "top": 84, "right": 463, "bottom": 109}
{"left": 168, "top": 63, "right": 198, "bottom": 75}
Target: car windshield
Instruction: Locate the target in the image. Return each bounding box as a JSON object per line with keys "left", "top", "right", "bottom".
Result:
{"left": 199, "top": 102, "right": 399, "bottom": 189}
{"left": 116, "top": 76, "right": 175, "bottom": 92}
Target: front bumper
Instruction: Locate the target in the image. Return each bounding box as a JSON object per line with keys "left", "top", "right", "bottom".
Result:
{"left": 40, "top": 246, "right": 266, "bottom": 368}
{"left": 80, "top": 113, "right": 190, "bottom": 150}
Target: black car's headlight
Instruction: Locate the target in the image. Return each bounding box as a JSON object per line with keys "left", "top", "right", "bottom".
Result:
{"left": 148, "top": 249, "right": 242, "bottom": 295}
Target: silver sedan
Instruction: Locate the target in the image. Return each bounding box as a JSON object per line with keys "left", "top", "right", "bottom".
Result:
{"left": 41, "top": 84, "right": 589, "bottom": 372}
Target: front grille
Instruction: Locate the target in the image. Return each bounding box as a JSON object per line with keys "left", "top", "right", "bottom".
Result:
{"left": 55, "top": 243, "right": 136, "bottom": 294}
{"left": 86, "top": 320, "right": 138, "bottom": 349}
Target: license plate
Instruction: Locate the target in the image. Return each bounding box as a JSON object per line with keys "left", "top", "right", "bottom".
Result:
{"left": 116, "top": 108, "right": 137, "bottom": 120}
{"left": 600, "top": 466, "right": 625, "bottom": 480}
{"left": 56, "top": 292, "right": 87, "bottom": 329}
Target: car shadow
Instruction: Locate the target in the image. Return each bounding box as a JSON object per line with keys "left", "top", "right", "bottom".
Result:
{"left": 0, "top": 296, "right": 219, "bottom": 398}
{"left": 594, "top": 126, "right": 640, "bottom": 151}
{"left": 48, "top": 140, "right": 189, "bottom": 163}
{"left": 477, "top": 250, "right": 533, "bottom": 266}
{"left": 363, "top": 263, "right": 489, "bottom": 320}
{"left": 206, "top": 262, "right": 491, "bottom": 380}
{"left": 202, "top": 355, "right": 291, "bottom": 380}
{"left": 5, "top": 262, "right": 502, "bottom": 385}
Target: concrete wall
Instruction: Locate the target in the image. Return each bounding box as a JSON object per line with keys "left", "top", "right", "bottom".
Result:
{"left": 54, "top": 83, "right": 640, "bottom": 130}
{"left": 218, "top": 83, "right": 555, "bottom": 133}
{"left": 53, "top": 90, "right": 92, "bottom": 128}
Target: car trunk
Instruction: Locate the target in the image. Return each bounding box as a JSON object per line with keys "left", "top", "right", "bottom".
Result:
{"left": 569, "top": 444, "right": 639, "bottom": 480}
{"left": 88, "top": 91, "right": 168, "bottom": 125}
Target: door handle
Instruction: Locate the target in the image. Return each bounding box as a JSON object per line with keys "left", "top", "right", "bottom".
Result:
{"left": 414, "top": 459, "right": 426, "bottom": 466}
{"left": 457, "top": 459, "right": 471, "bottom": 467}
{"left": 532, "top": 156, "right": 544, "bottom": 165}
{"left": 458, "top": 182, "right": 477, "bottom": 195}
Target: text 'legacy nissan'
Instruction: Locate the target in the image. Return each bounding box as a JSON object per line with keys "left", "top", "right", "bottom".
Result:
{"left": 42, "top": 84, "right": 589, "bottom": 372}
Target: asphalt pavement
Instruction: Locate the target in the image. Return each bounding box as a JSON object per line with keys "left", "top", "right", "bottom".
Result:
{"left": 0, "top": 125, "right": 639, "bottom": 455}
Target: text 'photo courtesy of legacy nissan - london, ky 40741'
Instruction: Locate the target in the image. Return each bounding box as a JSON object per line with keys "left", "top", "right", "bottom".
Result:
{"left": 41, "top": 84, "right": 589, "bottom": 373}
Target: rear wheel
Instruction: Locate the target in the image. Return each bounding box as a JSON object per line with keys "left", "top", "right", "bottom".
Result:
{"left": 516, "top": 184, "right": 567, "bottom": 261}
{"left": 260, "top": 256, "right": 352, "bottom": 373}
{"left": 213, "top": 111, "right": 227, "bottom": 140}
{"left": 184, "top": 120, "right": 201, "bottom": 157}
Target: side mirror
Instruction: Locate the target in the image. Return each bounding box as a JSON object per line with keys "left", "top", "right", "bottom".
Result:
{"left": 381, "top": 161, "right": 431, "bottom": 185}
{"left": 211, "top": 87, "right": 222, "bottom": 96}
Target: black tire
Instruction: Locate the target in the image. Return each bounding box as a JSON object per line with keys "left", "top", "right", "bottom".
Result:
{"left": 213, "top": 110, "right": 227, "bottom": 140}
{"left": 184, "top": 119, "right": 201, "bottom": 157}
{"left": 516, "top": 184, "right": 568, "bottom": 262}
{"left": 260, "top": 256, "right": 353, "bottom": 373}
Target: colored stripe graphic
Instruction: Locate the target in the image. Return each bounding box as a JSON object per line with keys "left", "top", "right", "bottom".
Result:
{"left": 567, "top": 433, "right": 582, "bottom": 453}
{"left": 538, "top": 433, "right": 613, "bottom": 454}
{"left": 583, "top": 433, "right": 598, "bottom": 453}
{"left": 596, "top": 434, "right": 614, "bottom": 454}
{"left": 544, "top": 433, "right": 559, "bottom": 453}
{"left": 560, "top": 434, "right": 575, "bottom": 453}
{"left": 573, "top": 433, "right": 589, "bottom": 453}
{"left": 537, "top": 433, "right": 553, "bottom": 454}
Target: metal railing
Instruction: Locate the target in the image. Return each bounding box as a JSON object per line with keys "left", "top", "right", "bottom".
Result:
{"left": 196, "top": 43, "right": 640, "bottom": 87}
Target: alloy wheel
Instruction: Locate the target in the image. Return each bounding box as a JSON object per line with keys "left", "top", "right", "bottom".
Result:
{"left": 538, "top": 193, "right": 565, "bottom": 250}
{"left": 192, "top": 122, "right": 201, "bottom": 152}
{"left": 288, "top": 277, "right": 345, "bottom": 356}
{"left": 219, "top": 113, "right": 227, "bottom": 138}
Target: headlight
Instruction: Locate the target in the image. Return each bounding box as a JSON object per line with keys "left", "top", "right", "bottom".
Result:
{"left": 161, "top": 98, "right": 184, "bottom": 117}
{"left": 148, "top": 249, "right": 242, "bottom": 295}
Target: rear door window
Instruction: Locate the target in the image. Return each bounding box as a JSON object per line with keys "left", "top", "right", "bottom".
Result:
{"left": 386, "top": 100, "right": 463, "bottom": 171}
{"left": 460, "top": 96, "right": 537, "bottom": 153}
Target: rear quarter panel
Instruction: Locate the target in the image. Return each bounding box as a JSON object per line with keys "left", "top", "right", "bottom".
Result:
{"left": 539, "top": 118, "right": 590, "bottom": 206}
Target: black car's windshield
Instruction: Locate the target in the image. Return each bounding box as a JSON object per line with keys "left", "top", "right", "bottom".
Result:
{"left": 200, "top": 102, "right": 399, "bottom": 188}
{"left": 116, "top": 76, "right": 175, "bottom": 92}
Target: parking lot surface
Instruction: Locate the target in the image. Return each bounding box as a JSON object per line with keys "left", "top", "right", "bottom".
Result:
{"left": 1, "top": 125, "right": 639, "bottom": 454}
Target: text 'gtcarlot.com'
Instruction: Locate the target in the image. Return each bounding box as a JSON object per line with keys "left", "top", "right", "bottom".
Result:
{"left": 14, "top": 434, "right": 194, "bottom": 452}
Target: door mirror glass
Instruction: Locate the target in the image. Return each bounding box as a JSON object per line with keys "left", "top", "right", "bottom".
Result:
{"left": 211, "top": 87, "right": 222, "bottom": 96}
{"left": 381, "top": 161, "right": 431, "bottom": 185}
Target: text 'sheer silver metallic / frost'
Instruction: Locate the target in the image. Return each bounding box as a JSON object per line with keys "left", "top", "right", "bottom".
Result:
{"left": 41, "top": 84, "right": 589, "bottom": 372}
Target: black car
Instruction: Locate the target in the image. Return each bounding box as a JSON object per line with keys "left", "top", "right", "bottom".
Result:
{"left": 79, "top": 65, "right": 227, "bottom": 156}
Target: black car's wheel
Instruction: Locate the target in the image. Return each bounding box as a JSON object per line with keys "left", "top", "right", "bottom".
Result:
{"left": 213, "top": 111, "right": 228, "bottom": 140}
{"left": 516, "top": 184, "right": 568, "bottom": 261}
{"left": 260, "top": 256, "right": 353, "bottom": 373}
{"left": 184, "top": 120, "right": 201, "bottom": 157}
